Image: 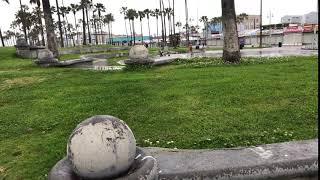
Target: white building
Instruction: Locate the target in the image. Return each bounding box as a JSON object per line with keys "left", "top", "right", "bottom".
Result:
{"left": 281, "top": 12, "right": 318, "bottom": 25}
{"left": 281, "top": 15, "right": 303, "bottom": 24}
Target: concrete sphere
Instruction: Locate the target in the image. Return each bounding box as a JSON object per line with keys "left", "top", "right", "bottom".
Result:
{"left": 67, "top": 115, "right": 136, "bottom": 179}
{"left": 129, "top": 45, "right": 149, "bottom": 60}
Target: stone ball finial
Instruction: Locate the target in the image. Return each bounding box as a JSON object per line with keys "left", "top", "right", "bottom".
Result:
{"left": 67, "top": 115, "right": 136, "bottom": 179}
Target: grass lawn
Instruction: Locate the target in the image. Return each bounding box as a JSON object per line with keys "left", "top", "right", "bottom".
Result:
{"left": 0, "top": 47, "right": 318, "bottom": 179}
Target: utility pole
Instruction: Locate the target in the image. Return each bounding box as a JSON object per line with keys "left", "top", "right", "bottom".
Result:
{"left": 185, "top": 0, "right": 189, "bottom": 46}
{"left": 259, "top": 0, "right": 262, "bottom": 48}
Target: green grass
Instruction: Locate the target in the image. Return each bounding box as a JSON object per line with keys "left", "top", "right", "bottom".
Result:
{"left": 0, "top": 47, "right": 318, "bottom": 179}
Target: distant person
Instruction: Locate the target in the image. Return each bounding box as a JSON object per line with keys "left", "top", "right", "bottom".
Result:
{"left": 189, "top": 44, "right": 193, "bottom": 56}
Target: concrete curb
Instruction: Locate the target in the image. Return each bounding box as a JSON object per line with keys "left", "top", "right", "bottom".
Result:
{"left": 143, "top": 139, "right": 318, "bottom": 180}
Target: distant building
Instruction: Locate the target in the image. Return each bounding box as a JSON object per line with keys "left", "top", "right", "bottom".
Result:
{"left": 281, "top": 12, "right": 318, "bottom": 25}
{"left": 281, "top": 15, "right": 303, "bottom": 24}
{"left": 237, "top": 15, "right": 261, "bottom": 31}
{"left": 302, "top": 12, "right": 318, "bottom": 24}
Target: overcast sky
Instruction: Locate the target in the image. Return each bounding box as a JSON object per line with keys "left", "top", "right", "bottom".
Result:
{"left": 0, "top": 0, "right": 317, "bottom": 36}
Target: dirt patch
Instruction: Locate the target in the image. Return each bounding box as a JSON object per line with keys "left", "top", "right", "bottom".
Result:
{"left": 0, "top": 77, "right": 46, "bottom": 90}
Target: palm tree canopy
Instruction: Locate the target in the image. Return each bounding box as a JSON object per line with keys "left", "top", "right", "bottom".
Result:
{"left": 138, "top": 11, "right": 145, "bottom": 21}
{"left": 126, "top": 9, "right": 138, "bottom": 21}
{"left": 69, "top": 3, "right": 79, "bottom": 14}
{"left": 2, "top": 0, "right": 9, "bottom": 3}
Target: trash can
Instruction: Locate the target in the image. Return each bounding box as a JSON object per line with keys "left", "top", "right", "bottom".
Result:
{"left": 278, "top": 42, "right": 282, "bottom": 47}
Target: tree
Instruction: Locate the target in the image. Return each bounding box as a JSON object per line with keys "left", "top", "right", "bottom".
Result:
{"left": 70, "top": 3, "right": 79, "bottom": 45}
{"left": 126, "top": 9, "right": 138, "bottom": 45}
{"left": 1, "top": 0, "right": 9, "bottom": 47}
{"left": 199, "top": 16, "right": 208, "bottom": 45}
{"left": 95, "top": 3, "right": 105, "bottom": 44}
{"left": 79, "top": 0, "right": 88, "bottom": 45}
{"left": 103, "top": 13, "right": 114, "bottom": 45}
{"left": 151, "top": 9, "right": 160, "bottom": 45}
{"left": 59, "top": 6, "right": 70, "bottom": 47}
{"left": 42, "top": 0, "right": 59, "bottom": 57}
{"left": 144, "top": 9, "right": 152, "bottom": 43}
{"left": 19, "top": 0, "right": 28, "bottom": 42}
{"left": 138, "top": 11, "right": 145, "bottom": 43}
{"left": 184, "top": 0, "right": 189, "bottom": 45}
{"left": 221, "top": 0, "right": 240, "bottom": 63}
{"left": 175, "top": 21, "right": 182, "bottom": 34}
{"left": 120, "top": 7, "right": 129, "bottom": 44}
{"left": 54, "top": 0, "right": 64, "bottom": 47}
{"left": 236, "top": 13, "right": 248, "bottom": 23}
{"left": 29, "top": 0, "right": 45, "bottom": 46}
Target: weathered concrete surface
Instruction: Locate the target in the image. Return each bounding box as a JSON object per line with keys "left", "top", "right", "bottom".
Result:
{"left": 144, "top": 139, "right": 318, "bottom": 180}
{"left": 49, "top": 147, "right": 158, "bottom": 180}
{"left": 67, "top": 115, "right": 136, "bottom": 179}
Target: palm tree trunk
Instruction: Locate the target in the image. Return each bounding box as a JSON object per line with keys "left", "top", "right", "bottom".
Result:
{"left": 55, "top": 0, "right": 64, "bottom": 47}
{"left": 132, "top": 20, "right": 136, "bottom": 45}
{"left": 36, "top": 1, "right": 45, "bottom": 46}
{"left": 124, "top": 18, "right": 129, "bottom": 45}
{"left": 147, "top": 17, "right": 151, "bottom": 43}
{"left": 63, "top": 16, "right": 69, "bottom": 47}
{"left": 185, "top": 0, "right": 189, "bottom": 45}
{"left": 19, "top": 0, "right": 28, "bottom": 43}
{"left": 161, "top": 0, "right": 167, "bottom": 45}
{"left": 140, "top": 20, "right": 143, "bottom": 43}
{"left": 92, "top": 12, "right": 98, "bottom": 45}
{"left": 108, "top": 23, "right": 111, "bottom": 44}
{"left": 159, "top": 0, "right": 164, "bottom": 46}
{"left": 85, "top": 7, "right": 92, "bottom": 44}
{"left": 0, "top": 28, "right": 5, "bottom": 47}
{"left": 173, "top": 0, "right": 175, "bottom": 34}
{"left": 221, "top": 0, "right": 240, "bottom": 63}
{"left": 156, "top": 17, "right": 159, "bottom": 45}
{"left": 42, "top": 0, "right": 59, "bottom": 57}
{"left": 82, "top": 8, "right": 87, "bottom": 45}
{"left": 129, "top": 19, "right": 133, "bottom": 45}
{"left": 73, "top": 13, "right": 79, "bottom": 45}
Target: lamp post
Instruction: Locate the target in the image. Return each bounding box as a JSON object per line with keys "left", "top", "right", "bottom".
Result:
{"left": 267, "top": 11, "right": 273, "bottom": 46}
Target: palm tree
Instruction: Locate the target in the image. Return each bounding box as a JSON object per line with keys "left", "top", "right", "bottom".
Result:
{"left": 199, "top": 16, "right": 208, "bottom": 45}
{"left": 221, "top": 0, "right": 240, "bottom": 63}
{"left": 42, "top": 0, "right": 59, "bottom": 57}
{"left": 95, "top": 3, "right": 105, "bottom": 44}
{"left": 60, "top": 6, "right": 70, "bottom": 47}
{"left": 1, "top": 0, "right": 9, "bottom": 47}
{"left": 165, "top": 8, "right": 173, "bottom": 37}
{"left": 29, "top": 0, "right": 45, "bottom": 46}
{"left": 103, "top": 13, "right": 114, "bottom": 45}
{"left": 70, "top": 3, "right": 79, "bottom": 45}
{"left": 151, "top": 9, "right": 160, "bottom": 45}
{"left": 120, "top": 7, "right": 129, "bottom": 44}
{"left": 126, "top": 9, "right": 138, "bottom": 45}
{"left": 144, "top": 9, "right": 151, "bottom": 42}
{"left": 19, "top": 0, "right": 28, "bottom": 42}
{"left": 138, "top": 11, "right": 145, "bottom": 43}
{"left": 54, "top": 0, "right": 64, "bottom": 47}
{"left": 161, "top": 0, "right": 167, "bottom": 44}
{"left": 184, "top": 0, "right": 189, "bottom": 45}
{"left": 79, "top": 0, "right": 88, "bottom": 45}
{"left": 236, "top": 13, "right": 248, "bottom": 23}
{"left": 172, "top": 0, "right": 175, "bottom": 34}
{"left": 85, "top": 0, "right": 92, "bottom": 44}
{"left": 175, "top": 21, "right": 182, "bottom": 34}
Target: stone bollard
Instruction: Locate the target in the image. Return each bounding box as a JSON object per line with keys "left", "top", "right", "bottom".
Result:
{"left": 124, "top": 45, "right": 154, "bottom": 65}
{"left": 49, "top": 115, "right": 158, "bottom": 180}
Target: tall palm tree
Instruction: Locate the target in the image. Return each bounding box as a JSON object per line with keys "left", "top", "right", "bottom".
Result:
{"left": 103, "top": 13, "right": 114, "bottom": 45}
{"left": 120, "top": 7, "right": 129, "bottom": 44}
{"left": 199, "top": 16, "right": 208, "bottom": 44}
{"left": 184, "top": 0, "right": 189, "bottom": 45}
{"left": 19, "top": 0, "right": 28, "bottom": 42}
{"left": 29, "top": 0, "right": 45, "bottom": 46}
{"left": 151, "top": 9, "right": 160, "bottom": 45}
{"left": 79, "top": 0, "right": 88, "bottom": 45}
{"left": 95, "top": 3, "right": 105, "bottom": 44}
{"left": 175, "top": 21, "right": 182, "bottom": 34}
{"left": 70, "top": 3, "right": 79, "bottom": 45}
{"left": 126, "top": 9, "right": 138, "bottom": 45}
{"left": 172, "top": 0, "right": 175, "bottom": 34}
{"left": 1, "top": 0, "right": 9, "bottom": 47}
{"left": 42, "top": 0, "right": 59, "bottom": 57}
{"left": 85, "top": 0, "right": 92, "bottom": 44}
{"left": 54, "top": 0, "right": 64, "bottom": 47}
{"left": 144, "top": 9, "right": 151, "bottom": 42}
{"left": 165, "top": 8, "right": 173, "bottom": 37}
{"left": 221, "top": 0, "right": 240, "bottom": 63}
{"left": 159, "top": 0, "right": 165, "bottom": 45}
{"left": 161, "top": 0, "right": 167, "bottom": 45}
{"left": 60, "top": 6, "right": 70, "bottom": 47}
{"left": 138, "top": 11, "right": 145, "bottom": 43}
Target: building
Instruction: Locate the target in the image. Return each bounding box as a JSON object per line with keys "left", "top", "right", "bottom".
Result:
{"left": 237, "top": 15, "right": 261, "bottom": 31}
{"left": 281, "top": 12, "right": 318, "bottom": 24}
{"left": 302, "top": 12, "right": 318, "bottom": 24}
{"left": 281, "top": 15, "right": 303, "bottom": 24}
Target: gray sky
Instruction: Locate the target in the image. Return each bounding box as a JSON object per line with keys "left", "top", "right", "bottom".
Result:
{"left": 0, "top": 0, "right": 317, "bottom": 36}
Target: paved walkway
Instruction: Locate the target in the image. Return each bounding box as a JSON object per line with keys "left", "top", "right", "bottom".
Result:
{"left": 152, "top": 46, "right": 318, "bottom": 64}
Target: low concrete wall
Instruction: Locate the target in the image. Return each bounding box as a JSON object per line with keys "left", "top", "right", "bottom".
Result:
{"left": 59, "top": 46, "right": 130, "bottom": 55}
{"left": 144, "top": 139, "right": 318, "bottom": 180}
